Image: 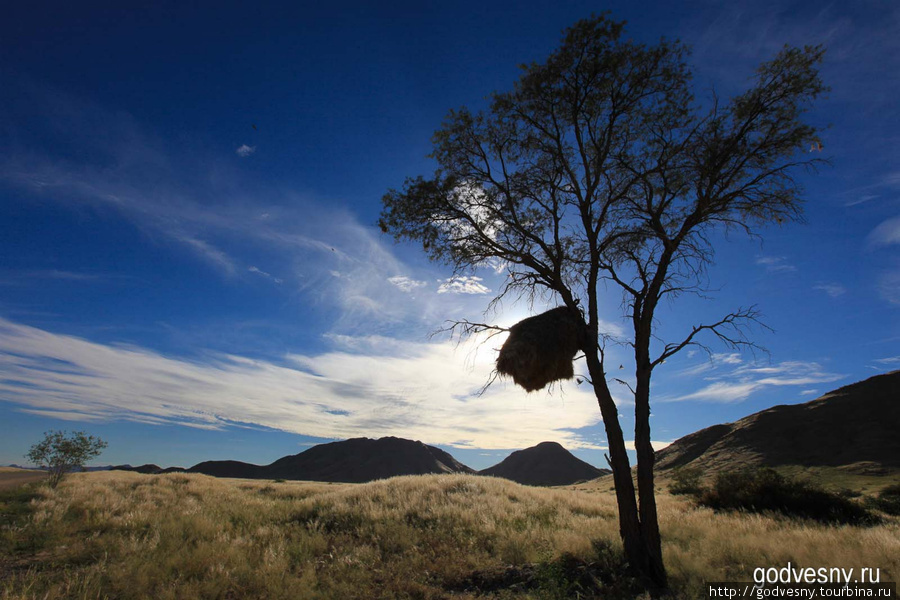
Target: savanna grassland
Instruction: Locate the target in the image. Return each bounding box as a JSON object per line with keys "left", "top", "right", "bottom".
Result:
{"left": 0, "top": 469, "right": 46, "bottom": 493}
{"left": 1, "top": 472, "right": 898, "bottom": 599}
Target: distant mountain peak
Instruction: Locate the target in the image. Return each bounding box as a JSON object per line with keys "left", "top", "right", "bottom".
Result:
{"left": 480, "top": 441, "right": 608, "bottom": 486}
{"left": 186, "top": 436, "right": 473, "bottom": 483}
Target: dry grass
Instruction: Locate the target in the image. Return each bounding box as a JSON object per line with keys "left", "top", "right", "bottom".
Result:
{"left": 1, "top": 472, "right": 897, "bottom": 599}
{"left": 0, "top": 471, "right": 47, "bottom": 493}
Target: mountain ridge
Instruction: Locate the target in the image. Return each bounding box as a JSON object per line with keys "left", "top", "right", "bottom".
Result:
{"left": 656, "top": 370, "right": 900, "bottom": 473}
{"left": 143, "top": 436, "right": 478, "bottom": 483}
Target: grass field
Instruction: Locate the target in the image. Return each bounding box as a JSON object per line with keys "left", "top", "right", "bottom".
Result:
{"left": 1, "top": 471, "right": 898, "bottom": 599}
{"left": 0, "top": 469, "right": 47, "bottom": 493}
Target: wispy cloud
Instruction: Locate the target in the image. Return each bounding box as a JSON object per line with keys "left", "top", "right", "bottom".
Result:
{"left": 665, "top": 381, "right": 761, "bottom": 403}
{"left": 437, "top": 276, "right": 490, "bottom": 295}
{"left": 0, "top": 85, "right": 524, "bottom": 339}
{"left": 715, "top": 353, "right": 743, "bottom": 365}
{"left": 0, "top": 269, "right": 108, "bottom": 286}
{"left": 0, "top": 318, "right": 606, "bottom": 450}
{"left": 175, "top": 235, "right": 238, "bottom": 276}
{"left": 248, "top": 266, "right": 283, "bottom": 284}
{"left": 235, "top": 144, "right": 256, "bottom": 157}
{"left": 29, "top": 270, "right": 104, "bottom": 281}
{"left": 676, "top": 352, "right": 742, "bottom": 377}
{"left": 869, "top": 217, "right": 900, "bottom": 248}
{"left": 388, "top": 276, "right": 427, "bottom": 293}
{"left": 755, "top": 255, "right": 796, "bottom": 273}
{"left": 661, "top": 359, "right": 844, "bottom": 403}
{"left": 878, "top": 270, "right": 900, "bottom": 306}
{"left": 844, "top": 194, "right": 879, "bottom": 208}
{"left": 812, "top": 282, "right": 847, "bottom": 298}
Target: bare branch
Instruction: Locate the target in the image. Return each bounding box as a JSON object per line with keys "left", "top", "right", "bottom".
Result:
{"left": 613, "top": 377, "right": 636, "bottom": 395}
{"left": 434, "top": 319, "right": 509, "bottom": 345}
{"left": 651, "top": 306, "right": 771, "bottom": 368}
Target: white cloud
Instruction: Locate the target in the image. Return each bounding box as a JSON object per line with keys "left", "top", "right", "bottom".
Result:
{"left": 175, "top": 235, "right": 237, "bottom": 275}
{"left": 755, "top": 255, "right": 796, "bottom": 273}
{"left": 677, "top": 361, "right": 715, "bottom": 377}
{"left": 677, "top": 352, "right": 742, "bottom": 377}
{"left": 0, "top": 318, "right": 607, "bottom": 450}
{"left": 813, "top": 282, "right": 847, "bottom": 298}
{"left": 799, "top": 389, "right": 819, "bottom": 396}
{"left": 0, "top": 107, "right": 503, "bottom": 335}
{"left": 869, "top": 217, "right": 900, "bottom": 247}
{"left": 713, "top": 352, "right": 743, "bottom": 365}
{"left": 661, "top": 360, "right": 844, "bottom": 403}
{"left": 0, "top": 88, "right": 565, "bottom": 342}
{"left": 665, "top": 381, "right": 761, "bottom": 403}
{"left": 248, "top": 266, "right": 283, "bottom": 284}
{"left": 29, "top": 270, "right": 103, "bottom": 281}
{"left": 874, "top": 356, "right": 900, "bottom": 365}
{"left": 878, "top": 270, "right": 900, "bottom": 305}
{"left": 388, "top": 276, "right": 427, "bottom": 293}
{"left": 235, "top": 144, "right": 256, "bottom": 157}
{"left": 845, "top": 194, "right": 879, "bottom": 208}
{"left": 437, "top": 276, "right": 490, "bottom": 295}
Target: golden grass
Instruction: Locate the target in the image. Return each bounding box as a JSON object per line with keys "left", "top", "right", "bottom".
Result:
{"left": 0, "top": 472, "right": 47, "bottom": 493}
{"left": 1, "top": 472, "right": 897, "bottom": 599}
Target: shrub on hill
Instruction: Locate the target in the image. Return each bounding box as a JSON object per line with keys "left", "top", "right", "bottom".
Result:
{"left": 697, "top": 468, "right": 878, "bottom": 526}
{"left": 668, "top": 466, "right": 705, "bottom": 496}
{"left": 866, "top": 483, "right": 900, "bottom": 516}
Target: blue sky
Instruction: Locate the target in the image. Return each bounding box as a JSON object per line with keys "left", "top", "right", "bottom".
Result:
{"left": 1, "top": 1, "right": 898, "bottom": 471}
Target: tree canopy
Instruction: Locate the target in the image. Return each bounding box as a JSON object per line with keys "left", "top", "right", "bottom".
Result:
{"left": 381, "top": 18, "right": 824, "bottom": 329}
{"left": 26, "top": 430, "right": 108, "bottom": 488}
{"left": 380, "top": 14, "right": 825, "bottom": 592}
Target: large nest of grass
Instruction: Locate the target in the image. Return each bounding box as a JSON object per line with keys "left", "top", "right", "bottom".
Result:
{"left": 496, "top": 307, "right": 582, "bottom": 392}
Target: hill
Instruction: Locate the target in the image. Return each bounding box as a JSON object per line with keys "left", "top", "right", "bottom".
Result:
{"left": 480, "top": 441, "right": 609, "bottom": 486}
{"left": 265, "top": 436, "right": 473, "bottom": 483}
{"left": 188, "top": 460, "right": 263, "bottom": 479}
{"left": 656, "top": 371, "right": 900, "bottom": 474}
{"left": 111, "top": 464, "right": 187, "bottom": 474}
{"left": 187, "top": 436, "right": 474, "bottom": 482}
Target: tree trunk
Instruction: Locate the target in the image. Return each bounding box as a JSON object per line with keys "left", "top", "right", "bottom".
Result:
{"left": 583, "top": 351, "right": 656, "bottom": 587}
{"left": 634, "top": 370, "right": 668, "bottom": 592}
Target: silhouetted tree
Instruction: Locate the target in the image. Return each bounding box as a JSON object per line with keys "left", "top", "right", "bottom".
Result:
{"left": 26, "top": 430, "right": 108, "bottom": 488}
{"left": 380, "top": 15, "right": 825, "bottom": 592}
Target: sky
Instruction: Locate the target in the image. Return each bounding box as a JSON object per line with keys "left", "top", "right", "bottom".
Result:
{"left": 1, "top": 1, "right": 898, "bottom": 471}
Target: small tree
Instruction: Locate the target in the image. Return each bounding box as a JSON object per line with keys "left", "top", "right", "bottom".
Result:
{"left": 380, "top": 15, "right": 824, "bottom": 592}
{"left": 26, "top": 430, "right": 107, "bottom": 488}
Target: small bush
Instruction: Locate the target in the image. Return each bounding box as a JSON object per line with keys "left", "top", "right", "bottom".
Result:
{"left": 668, "top": 466, "right": 705, "bottom": 496}
{"left": 697, "top": 468, "right": 878, "bottom": 526}
{"left": 866, "top": 483, "right": 900, "bottom": 516}
{"left": 452, "top": 540, "right": 643, "bottom": 599}
{"left": 836, "top": 488, "right": 862, "bottom": 499}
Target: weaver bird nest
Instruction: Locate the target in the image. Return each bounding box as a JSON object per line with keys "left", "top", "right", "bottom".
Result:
{"left": 496, "top": 307, "right": 582, "bottom": 392}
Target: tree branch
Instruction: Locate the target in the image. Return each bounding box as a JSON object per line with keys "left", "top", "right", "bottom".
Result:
{"left": 651, "top": 305, "right": 771, "bottom": 368}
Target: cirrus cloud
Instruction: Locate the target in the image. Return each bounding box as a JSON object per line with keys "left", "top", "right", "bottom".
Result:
{"left": 0, "top": 317, "right": 606, "bottom": 450}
